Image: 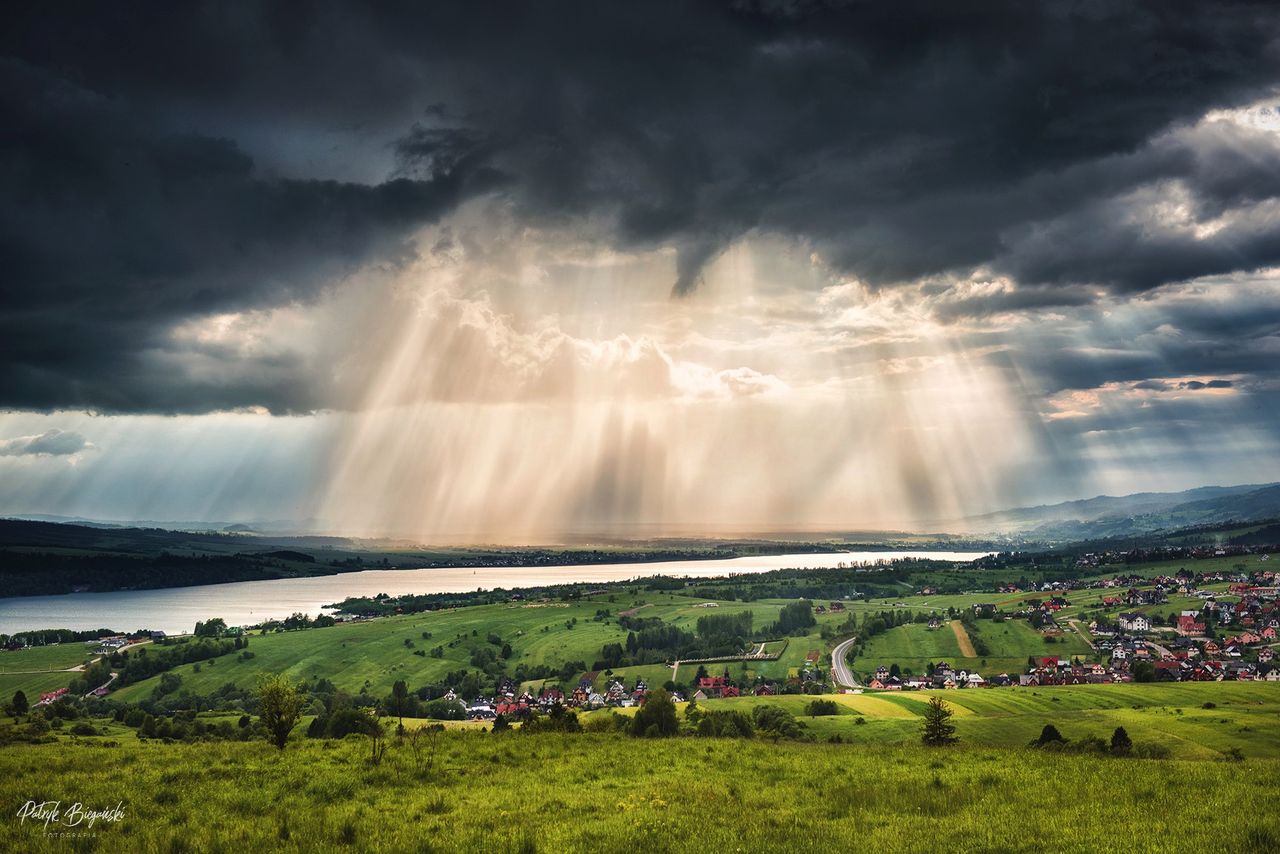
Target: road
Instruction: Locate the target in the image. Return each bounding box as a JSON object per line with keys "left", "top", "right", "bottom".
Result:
{"left": 830, "top": 637, "right": 862, "bottom": 688}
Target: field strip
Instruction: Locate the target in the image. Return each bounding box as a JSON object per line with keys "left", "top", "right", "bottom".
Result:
{"left": 950, "top": 620, "right": 977, "bottom": 657}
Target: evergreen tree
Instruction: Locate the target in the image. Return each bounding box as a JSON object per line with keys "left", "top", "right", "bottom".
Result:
{"left": 921, "top": 696, "right": 958, "bottom": 746}
{"left": 11, "top": 690, "right": 28, "bottom": 718}
{"left": 1110, "top": 726, "right": 1132, "bottom": 755}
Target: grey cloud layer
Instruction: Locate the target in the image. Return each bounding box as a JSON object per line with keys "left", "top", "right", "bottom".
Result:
{"left": 3, "top": 1, "right": 1280, "bottom": 412}
{"left": 0, "top": 429, "right": 91, "bottom": 457}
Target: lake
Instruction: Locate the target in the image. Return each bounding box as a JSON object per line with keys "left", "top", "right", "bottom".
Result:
{"left": 0, "top": 550, "right": 989, "bottom": 635}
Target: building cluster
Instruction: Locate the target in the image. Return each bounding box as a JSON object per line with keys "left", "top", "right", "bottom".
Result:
{"left": 453, "top": 675, "right": 661, "bottom": 721}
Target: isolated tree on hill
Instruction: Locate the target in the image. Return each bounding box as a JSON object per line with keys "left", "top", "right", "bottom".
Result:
{"left": 630, "top": 688, "right": 678, "bottom": 737}
{"left": 1037, "top": 724, "right": 1065, "bottom": 745}
{"left": 11, "top": 690, "right": 28, "bottom": 719}
{"left": 257, "top": 673, "right": 304, "bottom": 750}
{"left": 921, "top": 696, "right": 958, "bottom": 746}
{"left": 1110, "top": 726, "right": 1132, "bottom": 755}
{"left": 390, "top": 680, "right": 409, "bottom": 731}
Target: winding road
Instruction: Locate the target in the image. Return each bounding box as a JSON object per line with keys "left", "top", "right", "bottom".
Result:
{"left": 830, "top": 636, "right": 862, "bottom": 688}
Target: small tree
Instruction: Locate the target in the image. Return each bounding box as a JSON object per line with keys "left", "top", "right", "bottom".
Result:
{"left": 1110, "top": 726, "right": 1132, "bottom": 755}
{"left": 257, "top": 674, "right": 304, "bottom": 750}
{"left": 921, "top": 696, "right": 957, "bottom": 746}
{"left": 390, "top": 680, "right": 409, "bottom": 731}
{"left": 1037, "top": 724, "right": 1065, "bottom": 745}
{"left": 11, "top": 690, "right": 28, "bottom": 719}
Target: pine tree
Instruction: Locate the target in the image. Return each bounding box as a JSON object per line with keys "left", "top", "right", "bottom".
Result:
{"left": 1110, "top": 726, "right": 1132, "bottom": 755}
{"left": 921, "top": 695, "right": 958, "bottom": 746}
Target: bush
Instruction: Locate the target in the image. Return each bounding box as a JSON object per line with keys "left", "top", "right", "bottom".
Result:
{"left": 1035, "top": 724, "right": 1065, "bottom": 746}
{"left": 70, "top": 722, "right": 97, "bottom": 736}
{"left": 806, "top": 699, "right": 839, "bottom": 717}
{"left": 751, "top": 706, "right": 807, "bottom": 740}
{"left": 1132, "top": 742, "right": 1171, "bottom": 760}
{"left": 695, "top": 710, "right": 755, "bottom": 738}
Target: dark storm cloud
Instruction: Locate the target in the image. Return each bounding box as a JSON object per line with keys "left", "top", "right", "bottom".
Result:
{"left": 4, "top": 1, "right": 1280, "bottom": 412}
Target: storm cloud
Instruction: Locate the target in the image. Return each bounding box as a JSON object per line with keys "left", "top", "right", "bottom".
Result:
{"left": 4, "top": 2, "right": 1280, "bottom": 413}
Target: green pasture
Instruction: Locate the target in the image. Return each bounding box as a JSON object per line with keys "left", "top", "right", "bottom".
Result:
{"left": 2, "top": 729, "right": 1277, "bottom": 852}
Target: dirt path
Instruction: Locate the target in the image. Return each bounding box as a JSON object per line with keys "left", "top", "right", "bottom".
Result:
{"left": 1066, "top": 618, "right": 1096, "bottom": 650}
{"left": 949, "top": 620, "right": 977, "bottom": 657}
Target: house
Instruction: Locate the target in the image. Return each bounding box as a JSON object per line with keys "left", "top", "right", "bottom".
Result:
{"left": 1118, "top": 613, "right": 1151, "bottom": 633}
{"left": 927, "top": 617, "right": 942, "bottom": 630}
{"left": 150, "top": 630, "right": 167, "bottom": 641}
{"left": 1176, "top": 614, "right": 1206, "bottom": 636}
{"left": 964, "top": 673, "right": 986, "bottom": 688}
{"left": 1258, "top": 647, "right": 1274, "bottom": 663}
{"left": 697, "top": 675, "right": 732, "bottom": 698}
{"left": 37, "top": 688, "right": 68, "bottom": 706}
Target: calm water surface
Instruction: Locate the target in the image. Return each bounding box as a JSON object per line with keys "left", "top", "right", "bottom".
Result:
{"left": 0, "top": 550, "right": 989, "bottom": 634}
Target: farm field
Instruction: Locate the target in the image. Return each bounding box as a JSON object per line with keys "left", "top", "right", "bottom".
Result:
{"left": 3, "top": 732, "right": 1277, "bottom": 853}
{"left": 689, "top": 682, "right": 1280, "bottom": 759}
{"left": 852, "top": 618, "right": 1092, "bottom": 678}
{"left": 109, "top": 593, "right": 855, "bottom": 703}
{"left": 0, "top": 643, "right": 96, "bottom": 673}
{"left": 0, "top": 670, "right": 79, "bottom": 699}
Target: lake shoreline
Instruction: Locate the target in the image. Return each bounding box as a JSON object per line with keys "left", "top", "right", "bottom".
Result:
{"left": 0, "top": 550, "right": 990, "bottom": 635}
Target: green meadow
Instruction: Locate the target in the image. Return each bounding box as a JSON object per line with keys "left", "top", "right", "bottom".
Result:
{"left": 3, "top": 732, "right": 1277, "bottom": 853}
{"left": 109, "top": 593, "right": 854, "bottom": 703}
{"left": 851, "top": 618, "right": 1093, "bottom": 678}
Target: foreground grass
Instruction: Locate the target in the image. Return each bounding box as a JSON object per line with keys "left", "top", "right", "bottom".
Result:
{"left": 3, "top": 734, "right": 1277, "bottom": 853}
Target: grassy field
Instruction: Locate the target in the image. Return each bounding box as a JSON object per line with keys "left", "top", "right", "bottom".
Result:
{"left": 852, "top": 618, "right": 1092, "bottom": 677}
{"left": 686, "top": 682, "right": 1280, "bottom": 760}
{"left": 3, "top": 731, "right": 1278, "bottom": 852}
{"left": 0, "top": 643, "right": 97, "bottom": 673}
{"left": 107, "top": 593, "right": 858, "bottom": 703}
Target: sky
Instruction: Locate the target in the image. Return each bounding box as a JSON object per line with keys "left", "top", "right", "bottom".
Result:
{"left": 3, "top": 2, "right": 1280, "bottom": 540}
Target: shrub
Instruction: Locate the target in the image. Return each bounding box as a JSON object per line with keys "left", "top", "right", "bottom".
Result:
{"left": 1035, "top": 724, "right": 1065, "bottom": 746}
{"left": 806, "top": 699, "right": 840, "bottom": 717}
{"left": 695, "top": 710, "right": 754, "bottom": 738}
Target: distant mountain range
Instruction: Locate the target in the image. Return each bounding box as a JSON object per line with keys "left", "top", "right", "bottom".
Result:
{"left": 8, "top": 480, "right": 1280, "bottom": 545}
{"left": 965, "top": 482, "right": 1280, "bottom": 540}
